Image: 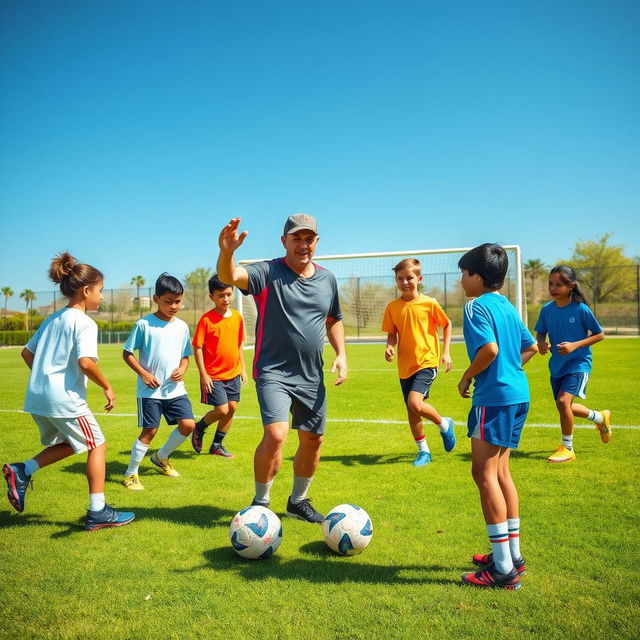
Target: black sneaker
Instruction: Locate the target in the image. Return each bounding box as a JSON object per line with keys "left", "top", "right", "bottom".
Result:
{"left": 85, "top": 504, "right": 135, "bottom": 531}
{"left": 285, "top": 497, "right": 324, "bottom": 523}
{"left": 191, "top": 422, "right": 206, "bottom": 454}
{"left": 251, "top": 498, "right": 270, "bottom": 507}
{"left": 472, "top": 552, "right": 526, "bottom": 576}
{"left": 3, "top": 462, "right": 32, "bottom": 513}
{"left": 209, "top": 444, "right": 233, "bottom": 458}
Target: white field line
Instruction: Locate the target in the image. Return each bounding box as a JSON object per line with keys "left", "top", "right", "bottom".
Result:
{"left": 0, "top": 408, "right": 638, "bottom": 430}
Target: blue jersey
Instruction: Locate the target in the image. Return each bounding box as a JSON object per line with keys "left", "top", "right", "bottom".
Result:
{"left": 463, "top": 293, "right": 535, "bottom": 407}
{"left": 534, "top": 301, "right": 602, "bottom": 378}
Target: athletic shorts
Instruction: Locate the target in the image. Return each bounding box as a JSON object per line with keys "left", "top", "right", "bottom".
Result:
{"left": 137, "top": 395, "right": 194, "bottom": 428}
{"left": 551, "top": 373, "right": 589, "bottom": 401}
{"left": 399, "top": 367, "right": 437, "bottom": 403}
{"left": 255, "top": 377, "right": 326, "bottom": 434}
{"left": 467, "top": 403, "right": 529, "bottom": 449}
{"left": 31, "top": 413, "right": 105, "bottom": 454}
{"left": 201, "top": 375, "right": 241, "bottom": 406}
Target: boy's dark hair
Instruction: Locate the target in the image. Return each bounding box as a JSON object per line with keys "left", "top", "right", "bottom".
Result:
{"left": 155, "top": 273, "right": 184, "bottom": 296}
{"left": 549, "top": 265, "right": 588, "bottom": 305}
{"left": 208, "top": 274, "right": 232, "bottom": 294}
{"left": 458, "top": 243, "right": 508, "bottom": 290}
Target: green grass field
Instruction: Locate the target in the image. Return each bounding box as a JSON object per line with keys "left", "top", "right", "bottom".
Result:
{"left": 1, "top": 339, "right": 639, "bottom": 640}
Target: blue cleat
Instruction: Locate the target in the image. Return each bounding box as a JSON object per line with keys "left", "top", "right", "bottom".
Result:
{"left": 3, "top": 462, "right": 32, "bottom": 513}
{"left": 412, "top": 451, "right": 432, "bottom": 467}
{"left": 85, "top": 504, "right": 135, "bottom": 531}
{"left": 440, "top": 418, "right": 456, "bottom": 452}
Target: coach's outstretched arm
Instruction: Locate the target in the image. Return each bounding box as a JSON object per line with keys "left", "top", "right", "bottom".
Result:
{"left": 217, "top": 218, "right": 250, "bottom": 290}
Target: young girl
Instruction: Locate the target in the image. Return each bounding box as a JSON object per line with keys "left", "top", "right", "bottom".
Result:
{"left": 2, "top": 252, "right": 135, "bottom": 530}
{"left": 534, "top": 265, "right": 611, "bottom": 463}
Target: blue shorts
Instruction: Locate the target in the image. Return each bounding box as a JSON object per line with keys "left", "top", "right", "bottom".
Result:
{"left": 399, "top": 367, "right": 437, "bottom": 403}
{"left": 255, "top": 377, "right": 326, "bottom": 434}
{"left": 551, "top": 373, "right": 589, "bottom": 401}
{"left": 467, "top": 403, "right": 529, "bottom": 449}
{"left": 137, "top": 395, "right": 194, "bottom": 429}
{"left": 201, "top": 375, "right": 242, "bottom": 406}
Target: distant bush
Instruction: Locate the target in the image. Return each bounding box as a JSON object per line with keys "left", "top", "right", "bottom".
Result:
{"left": 0, "top": 331, "right": 30, "bottom": 346}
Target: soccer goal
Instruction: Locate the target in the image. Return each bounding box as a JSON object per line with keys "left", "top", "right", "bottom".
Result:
{"left": 235, "top": 246, "right": 524, "bottom": 343}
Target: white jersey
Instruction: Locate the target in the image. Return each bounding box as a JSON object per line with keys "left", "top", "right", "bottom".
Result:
{"left": 24, "top": 307, "right": 99, "bottom": 418}
{"left": 123, "top": 314, "right": 193, "bottom": 400}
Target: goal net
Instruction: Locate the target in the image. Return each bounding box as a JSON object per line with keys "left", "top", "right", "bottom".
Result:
{"left": 235, "top": 246, "right": 524, "bottom": 343}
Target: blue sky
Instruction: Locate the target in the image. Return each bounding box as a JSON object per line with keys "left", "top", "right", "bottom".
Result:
{"left": 1, "top": 0, "right": 638, "bottom": 301}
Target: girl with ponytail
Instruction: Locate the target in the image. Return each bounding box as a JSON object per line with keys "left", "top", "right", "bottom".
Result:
{"left": 534, "top": 265, "right": 611, "bottom": 463}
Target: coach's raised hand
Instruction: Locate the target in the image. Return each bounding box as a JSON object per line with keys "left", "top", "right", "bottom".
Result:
{"left": 219, "top": 218, "right": 248, "bottom": 253}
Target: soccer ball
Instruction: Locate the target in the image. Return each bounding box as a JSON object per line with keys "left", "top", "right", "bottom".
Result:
{"left": 322, "top": 504, "right": 373, "bottom": 556}
{"left": 229, "top": 506, "right": 283, "bottom": 560}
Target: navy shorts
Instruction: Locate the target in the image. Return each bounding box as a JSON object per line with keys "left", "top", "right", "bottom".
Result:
{"left": 137, "top": 395, "right": 194, "bottom": 428}
{"left": 399, "top": 367, "right": 437, "bottom": 403}
{"left": 201, "top": 375, "right": 242, "bottom": 406}
{"left": 467, "top": 403, "right": 529, "bottom": 449}
{"left": 255, "top": 377, "right": 326, "bottom": 434}
{"left": 551, "top": 373, "right": 589, "bottom": 401}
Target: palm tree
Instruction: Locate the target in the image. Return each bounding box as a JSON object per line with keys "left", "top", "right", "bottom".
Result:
{"left": 2, "top": 286, "right": 13, "bottom": 320}
{"left": 523, "top": 259, "right": 547, "bottom": 304}
{"left": 20, "top": 289, "right": 36, "bottom": 332}
{"left": 130, "top": 275, "right": 145, "bottom": 318}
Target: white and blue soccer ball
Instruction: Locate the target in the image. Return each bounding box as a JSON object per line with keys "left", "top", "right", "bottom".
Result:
{"left": 322, "top": 504, "right": 373, "bottom": 556}
{"left": 229, "top": 506, "right": 283, "bottom": 560}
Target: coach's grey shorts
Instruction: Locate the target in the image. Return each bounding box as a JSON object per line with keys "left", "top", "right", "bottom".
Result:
{"left": 255, "top": 377, "right": 326, "bottom": 434}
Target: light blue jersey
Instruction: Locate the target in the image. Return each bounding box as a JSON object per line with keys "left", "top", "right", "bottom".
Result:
{"left": 124, "top": 314, "right": 193, "bottom": 400}
{"left": 463, "top": 293, "right": 535, "bottom": 407}
{"left": 534, "top": 301, "right": 602, "bottom": 378}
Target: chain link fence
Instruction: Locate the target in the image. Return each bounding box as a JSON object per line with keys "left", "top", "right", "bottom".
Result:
{"left": 1, "top": 265, "right": 638, "bottom": 345}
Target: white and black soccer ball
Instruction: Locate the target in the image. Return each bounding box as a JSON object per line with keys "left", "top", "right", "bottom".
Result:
{"left": 229, "top": 505, "right": 283, "bottom": 560}
{"left": 322, "top": 504, "right": 373, "bottom": 556}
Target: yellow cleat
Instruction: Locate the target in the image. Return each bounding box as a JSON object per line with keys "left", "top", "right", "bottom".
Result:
{"left": 150, "top": 452, "right": 180, "bottom": 477}
{"left": 123, "top": 473, "right": 144, "bottom": 491}
{"left": 547, "top": 445, "right": 576, "bottom": 463}
{"left": 596, "top": 410, "right": 612, "bottom": 443}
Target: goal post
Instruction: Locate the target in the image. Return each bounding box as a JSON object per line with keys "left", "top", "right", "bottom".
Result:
{"left": 235, "top": 246, "right": 525, "bottom": 343}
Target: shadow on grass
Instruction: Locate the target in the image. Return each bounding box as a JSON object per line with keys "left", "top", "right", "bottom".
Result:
{"left": 455, "top": 450, "right": 551, "bottom": 462}
{"left": 308, "top": 454, "right": 409, "bottom": 467}
{"left": 124, "top": 504, "right": 237, "bottom": 528}
{"left": 0, "top": 510, "right": 86, "bottom": 538}
{"left": 194, "top": 544, "right": 460, "bottom": 585}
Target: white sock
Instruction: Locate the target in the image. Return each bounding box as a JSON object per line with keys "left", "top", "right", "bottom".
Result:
{"left": 588, "top": 410, "right": 603, "bottom": 425}
{"left": 290, "top": 475, "right": 312, "bottom": 504}
{"left": 89, "top": 492, "right": 106, "bottom": 512}
{"left": 437, "top": 418, "right": 450, "bottom": 434}
{"left": 415, "top": 436, "right": 429, "bottom": 453}
{"left": 24, "top": 459, "right": 40, "bottom": 476}
{"left": 254, "top": 480, "right": 273, "bottom": 505}
{"left": 562, "top": 434, "right": 573, "bottom": 450}
{"left": 507, "top": 517, "right": 521, "bottom": 560}
{"left": 157, "top": 428, "right": 188, "bottom": 459}
{"left": 487, "top": 522, "right": 513, "bottom": 574}
{"left": 125, "top": 439, "right": 149, "bottom": 476}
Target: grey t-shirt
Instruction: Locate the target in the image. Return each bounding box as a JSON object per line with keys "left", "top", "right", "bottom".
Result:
{"left": 243, "top": 258, "right": 343, "bottom": 384}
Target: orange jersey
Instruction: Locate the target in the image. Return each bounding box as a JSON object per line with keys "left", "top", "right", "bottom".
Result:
{"left": 192, "top": 308, "right": 245, "bottom": 380}
{"left": 382, "top": 294, "right": 450, "bottom": 379}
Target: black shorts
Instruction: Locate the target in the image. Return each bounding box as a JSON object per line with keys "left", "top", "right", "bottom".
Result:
{"left": 399, "top": 367, "right": 437, "bottom": 403}
{"left": 137, "top": 395, "right": 194, "bottom": 428}
{"left": 201, "top": 375, "right": 242, "bottom": 406}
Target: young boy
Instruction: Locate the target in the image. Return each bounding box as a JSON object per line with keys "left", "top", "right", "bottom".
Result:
{"left": 122, "top": 273, "right": 196, "bottom": 491}
{"left": 457, "top": 244, "right": 538, "bottom": 590}
{"left": 382, "top": 258, "right": 456, "bottom": 466}
{"left": 191, "top": 275, "right": 247, "bottom": 457}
